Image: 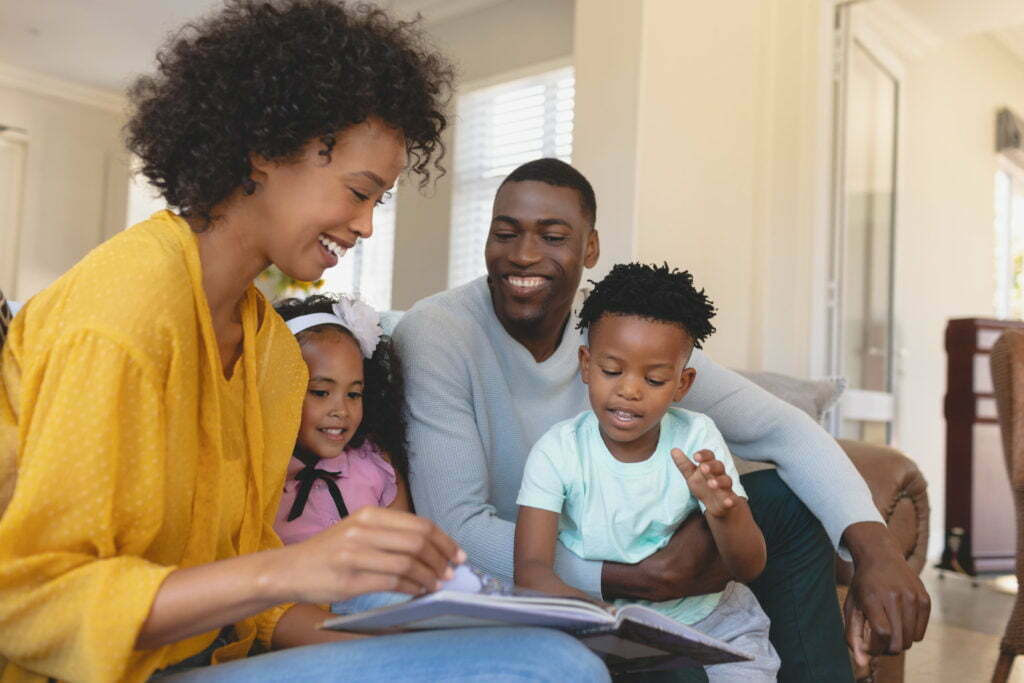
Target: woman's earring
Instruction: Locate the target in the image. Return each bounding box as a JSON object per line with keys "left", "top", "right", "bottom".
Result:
{"left": 242, "top": 178, "right": 256, "bottom": 196}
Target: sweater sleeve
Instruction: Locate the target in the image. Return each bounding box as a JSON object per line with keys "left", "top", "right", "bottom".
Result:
{"left": 394, "top": 310, "right": 604, "bottom": 597}
{"left": 0, "top": 332, "right": 176, "bottom": 682}
{"left": 681, "top": 349, "right": 883, "bottom": 558}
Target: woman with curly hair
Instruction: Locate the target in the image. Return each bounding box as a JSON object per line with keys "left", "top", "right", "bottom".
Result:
{"left": 0, "top": 2, "right": 609, "bottom": 681}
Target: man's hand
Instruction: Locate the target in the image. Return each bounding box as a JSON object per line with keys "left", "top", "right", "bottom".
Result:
{"left": 672, "top": 448, "right": 738, "bottom": 518}
{"left": 601, "top": 513, "right": 730, "bottom": 602}
{"left": 842, "top": 521, "right": 930, "bottom": 656}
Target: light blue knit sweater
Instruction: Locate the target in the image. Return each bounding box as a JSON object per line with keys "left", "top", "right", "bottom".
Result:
{"left": 393, "top": 277, "right": 881, "bottom": 597}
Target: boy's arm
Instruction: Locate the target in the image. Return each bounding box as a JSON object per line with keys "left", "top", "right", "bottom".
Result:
{"left": 514, "top": 506, "right": 595, "bottom": 601}
{"left": 673, "top": 449, "right": 766, "bottom": 582}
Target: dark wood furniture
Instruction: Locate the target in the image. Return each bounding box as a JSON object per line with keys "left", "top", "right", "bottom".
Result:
{"left": 941, "top": 318, "right": 1019, "bottom": 575}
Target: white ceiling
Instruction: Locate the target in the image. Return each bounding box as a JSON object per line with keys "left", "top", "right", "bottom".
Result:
{"left": 0, "top": 0, "right": 502, "bottom": 92}
{"left": 1, "top": 0, "right": 1022, "bottom": 95}
{"left": 887, "top": 0, "right": 1024, "bottom": 59}
{"left": 889, "top": 0, "right": 1024, "bottom": 40}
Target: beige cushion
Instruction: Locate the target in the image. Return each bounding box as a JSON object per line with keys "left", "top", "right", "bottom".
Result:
{"left": 730, "top": 371, "right": 845, "bottom": 475}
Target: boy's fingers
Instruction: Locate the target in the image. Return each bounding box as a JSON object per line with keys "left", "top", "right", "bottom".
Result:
{"left": 671, "top": 448, "right": 696, "bottom": 475}
{"left": 693, "top": 449, "right": 714, "bottom": 463}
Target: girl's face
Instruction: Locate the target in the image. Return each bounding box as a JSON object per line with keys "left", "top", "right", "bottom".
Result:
{"left": 297, "top": 331, "right": 365, "bottom": 459}
{"left": 249, "top": 117, "right": 407, "bottom": 283}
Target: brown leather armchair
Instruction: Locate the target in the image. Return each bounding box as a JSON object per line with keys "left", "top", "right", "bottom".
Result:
{"left": 835, "top": 439, "right": 931, "bottom": 683}
{"left": 736, "top": 370, "right": 931, "bottom": 681}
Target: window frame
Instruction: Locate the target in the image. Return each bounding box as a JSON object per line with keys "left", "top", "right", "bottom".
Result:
{"left": 995, "top": 155, "right": 1024, "bottom": 319}
{"left": 446, "top": 58, "right": 574, "bottom": 289}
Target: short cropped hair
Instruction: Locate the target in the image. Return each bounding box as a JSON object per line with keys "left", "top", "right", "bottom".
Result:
{"left": 578, "top": 262, "right": 717, "bottom": 348}
{"left": 499, "top": 158, "right": 597, "bottom": 226}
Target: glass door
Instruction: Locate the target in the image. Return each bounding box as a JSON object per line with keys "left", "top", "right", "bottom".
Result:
{"left": 827, "top": 3, "right": 900, "bottom": 444}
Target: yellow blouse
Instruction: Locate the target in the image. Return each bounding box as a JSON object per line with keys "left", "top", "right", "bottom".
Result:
{"left": 0, "top": 211, "right": 307, "bottom": 682}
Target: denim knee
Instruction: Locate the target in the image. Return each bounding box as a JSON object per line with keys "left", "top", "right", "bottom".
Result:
{"left": 509, "top": 628, "right": 610, "bottom": 682}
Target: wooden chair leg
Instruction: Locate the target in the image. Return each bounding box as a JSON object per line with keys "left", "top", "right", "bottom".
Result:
{"left": 993, "top": 650, "right": 1016, "bottom": 683}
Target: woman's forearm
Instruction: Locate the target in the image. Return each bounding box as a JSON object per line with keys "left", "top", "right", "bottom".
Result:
{"left": 136, "top": 547, "right": 292, "bottom": 651}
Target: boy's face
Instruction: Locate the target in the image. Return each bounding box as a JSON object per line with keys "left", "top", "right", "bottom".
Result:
{"left": 579, "top": 314, "right": 696, "bottom": 459}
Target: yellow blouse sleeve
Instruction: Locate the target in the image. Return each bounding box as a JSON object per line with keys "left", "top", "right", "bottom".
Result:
{"left": 0, "top": 331, "right": 175, "bottom": 682}
{"left": 251, "top": 520, "right": 293, "bottom": 648}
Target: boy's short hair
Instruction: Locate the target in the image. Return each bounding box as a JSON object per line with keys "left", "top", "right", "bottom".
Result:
{"left": 499, "top": 158, "right": 597, "bottom": 227}
{"left": 577, "top": 262, "right": 716, "bottom": 348}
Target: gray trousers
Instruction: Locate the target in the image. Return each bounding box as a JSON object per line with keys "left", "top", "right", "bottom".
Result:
{"left": 693, "top": 581, "right": 780, "bottom": 682}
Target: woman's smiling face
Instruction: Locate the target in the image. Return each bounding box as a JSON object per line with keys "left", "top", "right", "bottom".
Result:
{"left": 249, "top": 117, "right": 407, "bottom": 283}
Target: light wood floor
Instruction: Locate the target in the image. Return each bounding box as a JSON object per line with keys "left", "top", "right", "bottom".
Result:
{"left": 904, "top": 567, "right": 1021, "bottom": 682}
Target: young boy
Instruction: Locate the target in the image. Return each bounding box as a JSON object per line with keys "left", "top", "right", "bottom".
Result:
{"left": 514, "top": 262, "right": 780, "bottom": 681}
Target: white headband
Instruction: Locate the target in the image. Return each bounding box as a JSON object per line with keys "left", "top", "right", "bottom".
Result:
{"left": 286, "top": 296, "right": 383, "bottom": 358}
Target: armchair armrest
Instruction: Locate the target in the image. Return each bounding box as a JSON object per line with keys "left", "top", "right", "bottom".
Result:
{"left": 834, "top": 439, "right": 930, "bottom": 586}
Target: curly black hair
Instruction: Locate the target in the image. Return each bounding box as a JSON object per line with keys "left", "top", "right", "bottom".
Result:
{"left": 275, "top": 293, "right": 409, "bottom": 486}
{"left": 126, "top": 0, "right": 454, "bottom": 225}
{"left": 577, "top": 262, "right": 717, "bottom": 349}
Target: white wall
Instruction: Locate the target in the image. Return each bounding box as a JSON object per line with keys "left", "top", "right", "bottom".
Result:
{"left": 391, "top": 0, "right": 575, "bottom": 310}
{"left": 574, "top": 0, "right": 1024, "bottom": 560}
{"left": 573, "top": 0, "right": 833, "bottom": 373}
{"left": 0, "top": 65, "right": 129, "bottom": 300}
{"left": 895, "top": 34, "right": 1024, "bottom": 559}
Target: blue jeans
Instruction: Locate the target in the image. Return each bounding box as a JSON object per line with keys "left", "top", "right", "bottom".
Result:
{"left": 159, "top": 627, "right": 610, "bottom": 682}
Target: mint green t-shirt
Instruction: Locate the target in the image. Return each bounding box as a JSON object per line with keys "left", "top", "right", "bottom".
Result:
{"left": 516, "top": 407, "right": 746, "bottom": 625}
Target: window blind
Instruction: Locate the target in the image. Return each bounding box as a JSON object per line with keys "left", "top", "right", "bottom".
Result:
{"left": 447, "top": 65, "right": 575, "bottom": 288}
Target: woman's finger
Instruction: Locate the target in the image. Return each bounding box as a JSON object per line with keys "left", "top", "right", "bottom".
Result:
{"left": 337, "top": 548, "right": 444, "bottom": 593}
{"left": 345, "top": 572, "right": 431, "bottom": 598}
{"left": 353, "top": 507, "right": 463, "bottom": 564}
{"left": 345, "top": 525, "right": 452, "bottom": 580}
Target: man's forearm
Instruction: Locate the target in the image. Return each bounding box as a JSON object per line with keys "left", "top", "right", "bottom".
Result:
{"left": 600, "top": 514, "right": 731, "bottom": 603}
{"left": 842, "top": 520, "right": 900, "bottom": 565}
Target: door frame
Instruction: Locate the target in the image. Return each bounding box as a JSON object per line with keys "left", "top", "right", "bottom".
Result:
{"left": 824, "top": 1, "right": 907, "bottom": 443}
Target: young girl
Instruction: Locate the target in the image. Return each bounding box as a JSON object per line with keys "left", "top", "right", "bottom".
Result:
{"left": 273, "top": 293, "right": 411, "bottom": 545}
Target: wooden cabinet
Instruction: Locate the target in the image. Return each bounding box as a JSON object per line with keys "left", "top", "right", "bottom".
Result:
{"left": 941, "top": 318, "right": 1017, "bottom": 574}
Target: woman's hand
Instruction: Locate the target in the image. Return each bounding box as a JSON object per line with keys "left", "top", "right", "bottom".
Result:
{"left": 269, "top": 506, "right": 466, "bottom": 605}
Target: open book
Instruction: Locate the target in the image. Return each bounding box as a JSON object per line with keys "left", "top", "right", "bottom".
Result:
{"left": 321, "top": 566, "right": 752, "bottom": 674}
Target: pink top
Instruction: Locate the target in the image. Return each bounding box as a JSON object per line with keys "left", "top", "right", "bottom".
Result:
{"left": 274, "top": 439, "right": 398, "bottom": 545}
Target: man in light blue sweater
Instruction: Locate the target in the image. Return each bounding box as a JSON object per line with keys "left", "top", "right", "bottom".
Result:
{"left": 393, "top": 159, "right": 929, "bottom": 681}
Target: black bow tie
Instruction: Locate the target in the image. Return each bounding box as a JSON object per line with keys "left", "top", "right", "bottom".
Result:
{"left": 286, "top": 447, "right": 349, "bottom": 522}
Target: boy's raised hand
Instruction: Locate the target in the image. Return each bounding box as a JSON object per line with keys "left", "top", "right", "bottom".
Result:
{"left": 672, "top": 448, "right": 737, "bottom": 518}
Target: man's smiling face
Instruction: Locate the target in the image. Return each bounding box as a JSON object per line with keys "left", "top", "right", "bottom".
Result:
{"left": 485, "top": 180, "right": 599, "bottom": 334}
